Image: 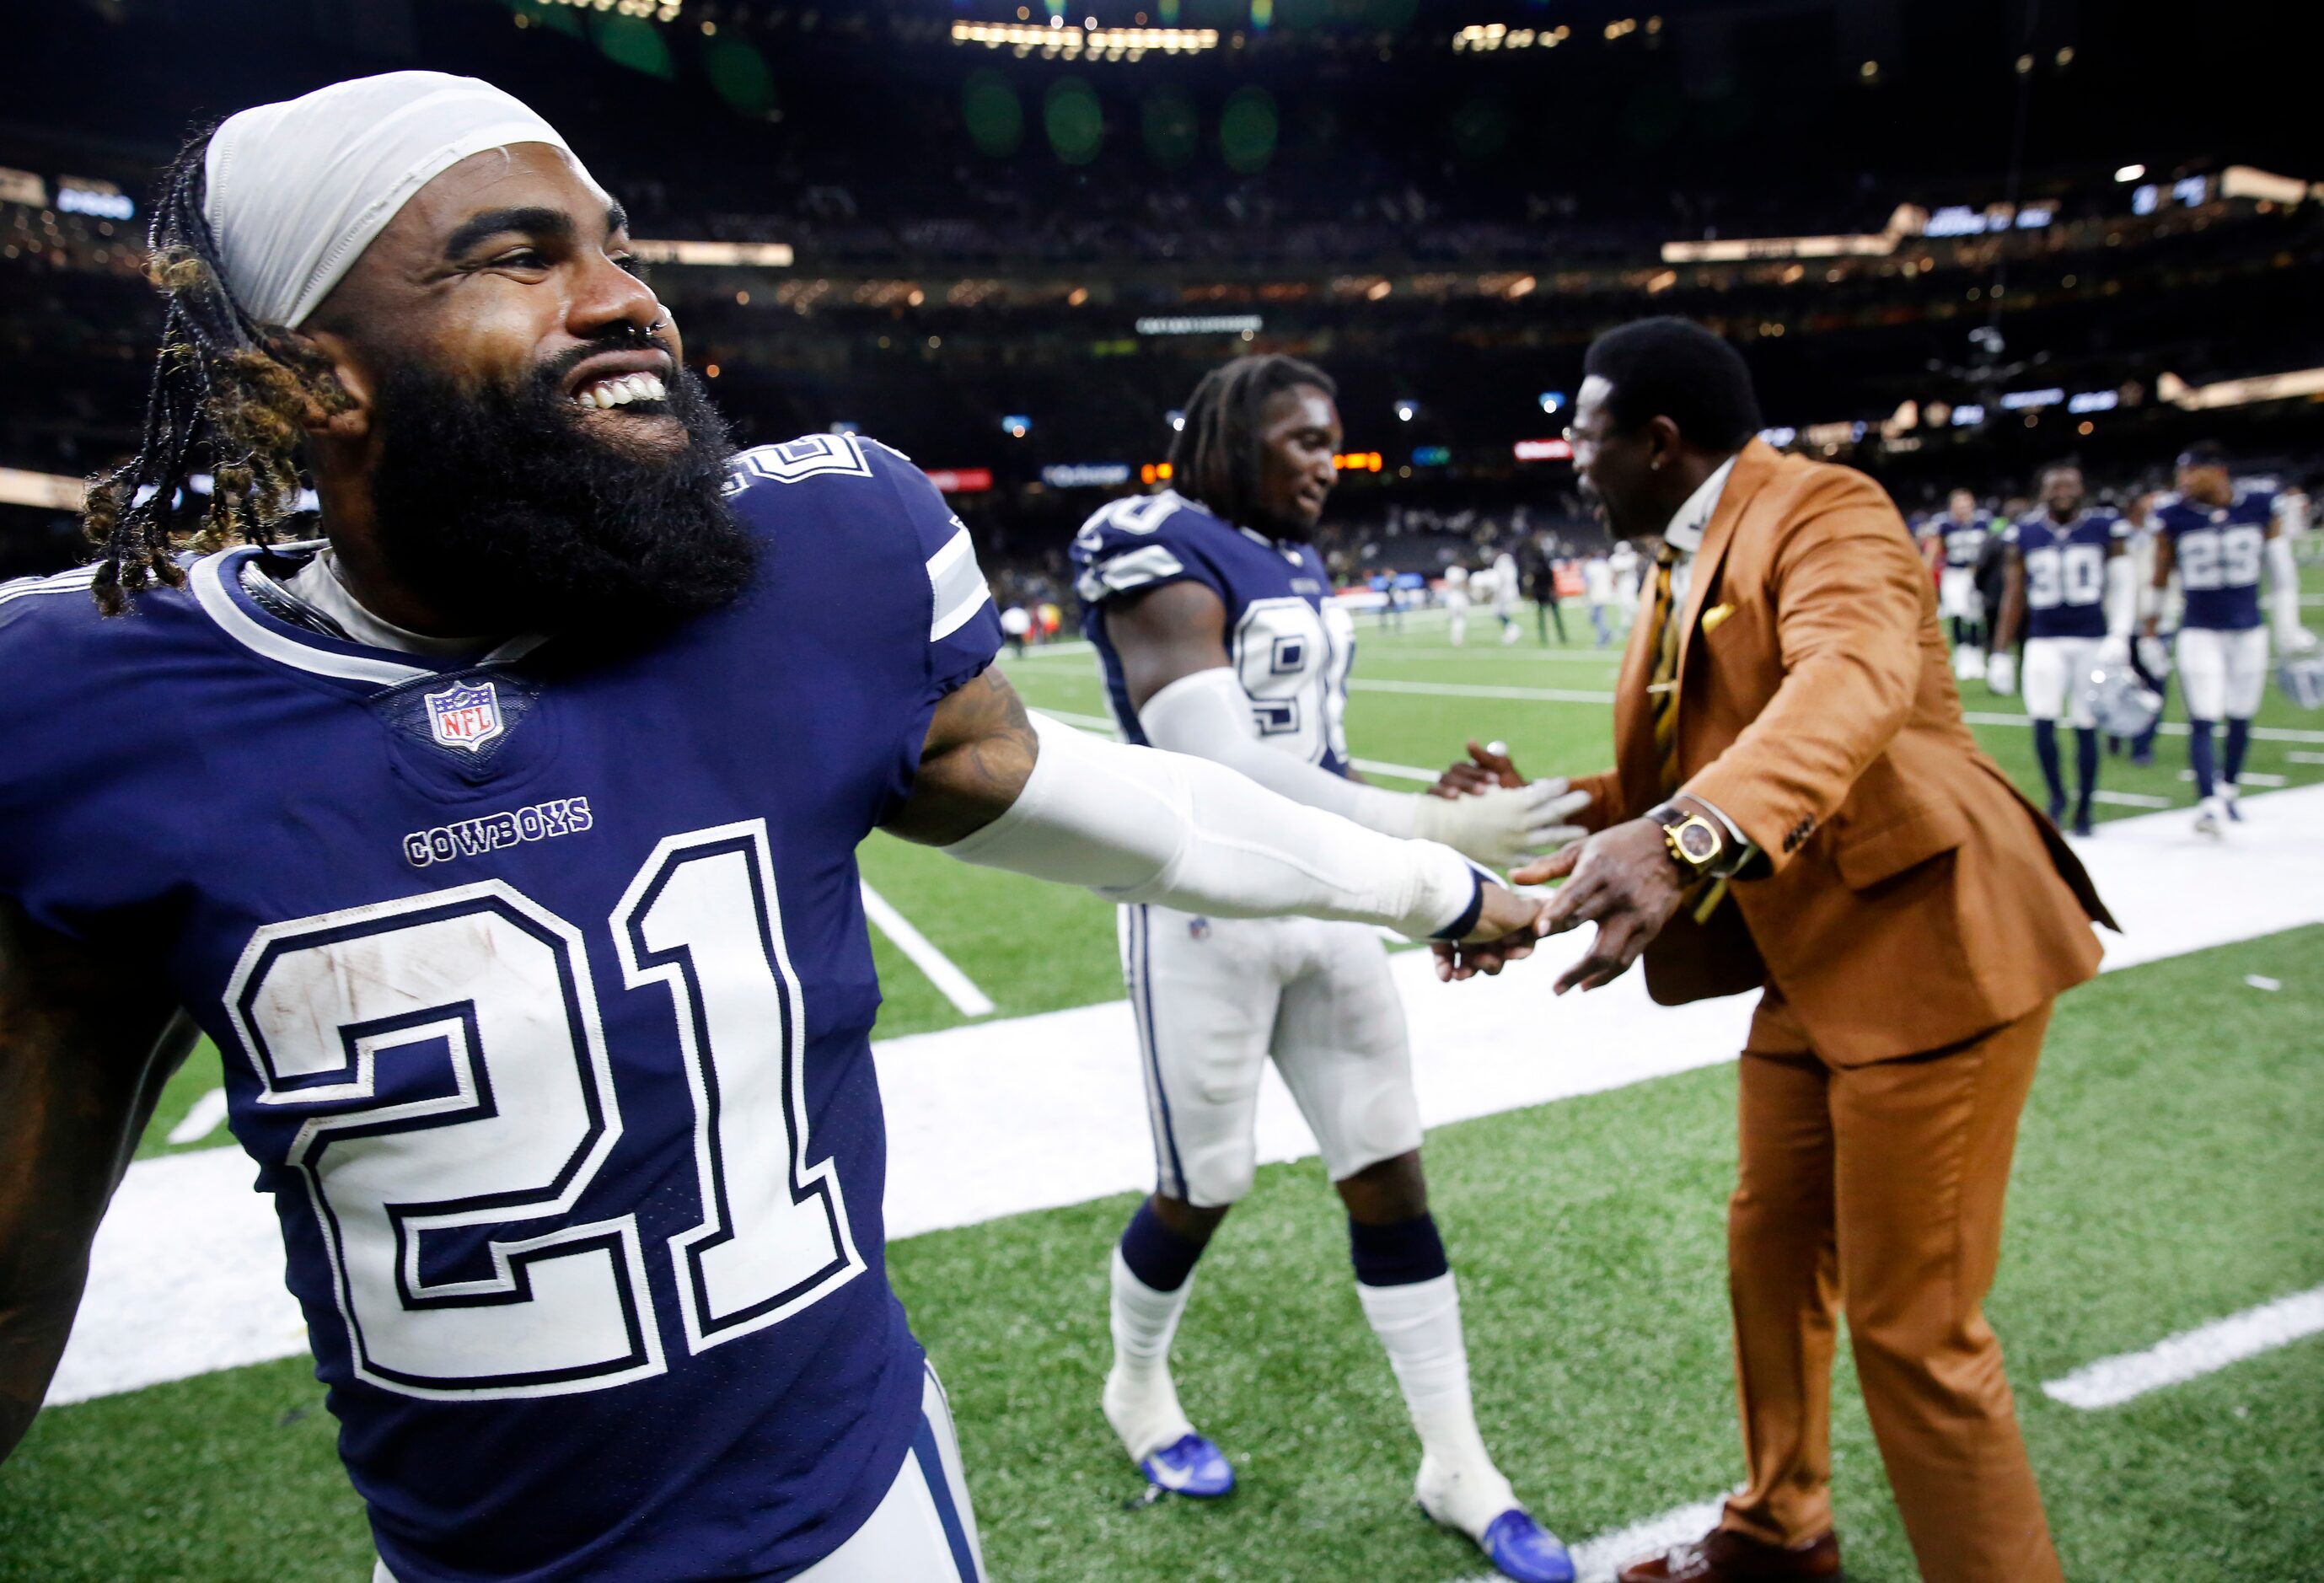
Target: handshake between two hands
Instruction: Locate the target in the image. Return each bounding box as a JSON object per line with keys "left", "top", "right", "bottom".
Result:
{"left": 1425, "top": 742, "right": 1699, "bottom": 997}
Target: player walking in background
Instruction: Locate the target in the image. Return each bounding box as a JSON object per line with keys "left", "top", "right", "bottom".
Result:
{"left": 1583, "top": 552, "right": 1616, "bottom": 646}
{"left": 1443, "top": 560, "right": 1473, "bottom": 646}
{"left": 1989, "top": 462, "right": 2134, "bottom": 836}
{"left": 1530, "top": 549, "right": 1568, "bottom": 645}
{"left": 1607, "top": 538, "right": 1642, "bottom": 637}
{"left": 1071, "top": 355, "right": 1586, "bottom": 1583}
{"left": 0, "top": 78, "right": 1548, "bottom": 1583}
{"left": 1928, "top": 488, "right": 1994, "bottom": 679}
{"left": 1491, "top": 546, "right": 1525, "bottom": 643}
{"left": 2143, "top": 443, "right": 2318, "bottom": 835}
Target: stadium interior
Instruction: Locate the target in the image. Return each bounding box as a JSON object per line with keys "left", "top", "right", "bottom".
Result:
{"left": 2, "top": 3, "right": 2319, "bottom": 1581}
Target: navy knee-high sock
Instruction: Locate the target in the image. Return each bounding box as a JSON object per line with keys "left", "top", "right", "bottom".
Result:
{"left": 2032, "top": 720, "right": 2065, "bottom": 811}
{"left": 2188, "top": 721, "right": 2219, "bottom": 799}
{"left": 2225, "top": 717, "right": 2252, "bottom": 786}
{"left": 2133, "top": 671, "right": 2168, "bottom": 758}
{"left": 2074, "top": 728, "right": 2100, "bottom": 819}
{"left": 1119, "top": 1199, "right": 1205, "bottom": 1292}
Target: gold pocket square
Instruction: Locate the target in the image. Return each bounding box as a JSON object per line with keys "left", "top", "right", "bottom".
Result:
{"left": 1700, "top": 602, "right": 1736, "bottom": 634}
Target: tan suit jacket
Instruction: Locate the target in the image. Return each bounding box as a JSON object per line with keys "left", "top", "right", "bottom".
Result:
{"left": 1572, "top": 440, "right": 2112, "bottom": 1065}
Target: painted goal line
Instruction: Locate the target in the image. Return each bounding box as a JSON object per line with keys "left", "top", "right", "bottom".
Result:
{"left": 860, "top": 880, "right": 996, "bottom": 1018}
{"left": 2040, "top": 1284, "right": 2324, "bottom": 1409}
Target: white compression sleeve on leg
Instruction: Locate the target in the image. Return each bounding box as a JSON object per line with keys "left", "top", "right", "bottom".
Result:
{"left": 1135, "top": 668, "right": 1589, "bottom": 869}
{"left": 941, "top": 711, "right": 1484, "bottom": 940}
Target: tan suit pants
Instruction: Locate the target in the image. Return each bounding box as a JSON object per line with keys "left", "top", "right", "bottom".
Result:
{"left": 1721, "top": 999, "right": 2063, "bottom": 1583}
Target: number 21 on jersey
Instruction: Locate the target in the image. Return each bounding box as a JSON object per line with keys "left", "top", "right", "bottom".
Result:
{"left": 223, "top": 820, "right": 863, "bottom": 1401}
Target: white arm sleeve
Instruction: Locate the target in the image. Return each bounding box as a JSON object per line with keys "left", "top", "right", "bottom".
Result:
{"left": 1137, "top": 667, "right": 1418, "bottom": 831}
{"left": 1136, "top": 667, "right": 1591, "bottom": 868}
{"left": 2267, "top": 534, "right": 2306, "bottom": 641}
{"left": 2105, "top": 550, "right": 2139, "bottom": 641}
{"left": 941, "top": 711, "right": 1485, "bottom": 940}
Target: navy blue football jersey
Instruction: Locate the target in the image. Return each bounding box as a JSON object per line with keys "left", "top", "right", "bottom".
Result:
{"left": 2007, "top": 508, "right": 2126, "bottom": 640}
{"left": 2155, "top": 489, "right": 2275, "bottom": 631}
{"left": 0, "top": 433, "right": 1001, "bottom": 1583}
{"left": 1070, "top": 490, "right": 1354, "bottom": 775}
{"left": 1940, "top": 512, "right": 1993, "bottom": 569}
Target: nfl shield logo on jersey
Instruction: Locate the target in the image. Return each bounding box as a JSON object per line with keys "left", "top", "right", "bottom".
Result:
{"left": 424, "top": 679, "right": 506, "bottom": 753}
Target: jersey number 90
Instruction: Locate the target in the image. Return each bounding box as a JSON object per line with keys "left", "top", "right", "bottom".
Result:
{"left": 223, "top": 821, "right": 864, "bottom": 1400}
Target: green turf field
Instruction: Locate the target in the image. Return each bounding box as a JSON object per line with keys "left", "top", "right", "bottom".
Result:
{"left": 7, "top": 592, "right": 2321, "bottom": 1581}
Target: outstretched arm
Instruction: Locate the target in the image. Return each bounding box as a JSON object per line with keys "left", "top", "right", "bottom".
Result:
{"left": 0, "top": 899, "right": 188, "bottom": 1461}
{"left": 883, "top": 668, "right": 1542, "bottom": 969}
{"left": 1108, "top": 582, "right": 1587, "bottom": 867}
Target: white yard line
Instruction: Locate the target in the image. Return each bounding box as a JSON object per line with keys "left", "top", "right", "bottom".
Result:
{"left": 1350, "top": 679, "right": 1620, "bottom": 705}
{"left": 2289, "top": 751, "right": 2324, "bottom": 765}
{"left": 1450, "top": 1491, "right": 1738, "bottom": 1583}
{"left": 2091, "top": 790, "right": 2174, "bottom": 808}
{"left": 45, "top": 786, "right": 2324, "bottom": 1407}
{"left": 1962, "top": 711, "right": 2324, "bottom": 744}
{"left": 2179, "top": 770, "right": 2289, "bottom": 786}
{"left": 860, "top": 881, "right": 995, "bottom": 1019}
{"left": 164, "top": 1087, "right": 230, "bottom": 1146}
{"left": 2041, "top": 1285, "right": 2324, "bottom": 1409}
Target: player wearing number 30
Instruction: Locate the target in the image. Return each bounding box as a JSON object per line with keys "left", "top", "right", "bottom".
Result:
{"left": 1987, "top": 462, "right": 2135, "bottom": 837}
{"left": 0, "top": 75, "right": 1546, "bottom": 1583}
{"left": 2139, "top": 442, "right": 2318, "bottom": 836}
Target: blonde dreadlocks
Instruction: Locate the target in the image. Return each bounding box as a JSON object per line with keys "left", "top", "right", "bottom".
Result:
{"left": 80, "top": 131, "right": 353, "bottom": 614}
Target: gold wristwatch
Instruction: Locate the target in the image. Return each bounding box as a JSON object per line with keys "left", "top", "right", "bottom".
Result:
{"left": 1649, "top": 801, "right": 1726, "bottom": 878}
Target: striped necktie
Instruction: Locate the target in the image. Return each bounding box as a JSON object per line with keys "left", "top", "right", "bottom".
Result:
{"left": 1647, "top": 543, "right": 1683, "bottom": 796}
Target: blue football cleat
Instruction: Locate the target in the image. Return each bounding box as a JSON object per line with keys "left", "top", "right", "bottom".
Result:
{"left": 1138, "top": 1432, "right": 1234, "bottom": 1498}
{"left": 1475, "top": 1508, "right": 1576, "bottom": 1583}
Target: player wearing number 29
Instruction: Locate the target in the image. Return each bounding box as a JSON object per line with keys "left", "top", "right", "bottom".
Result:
{"left": 2140, "top": 442, "right": 2317, "bottom": 836}
{"left": 1071, "top": 357, "right": 1586, "bottom": 1583}
{"left": 0, "top": 75, "right": 1547, "bottom": 1583}
{"left": 1988, "top": 462, "right": 2135, "bottom": 837}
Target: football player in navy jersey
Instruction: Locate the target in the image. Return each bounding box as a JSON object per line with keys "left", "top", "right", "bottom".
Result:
{"left": 1989, "top": 463, "right": 2133, "bottom": 836}
{"left": 1070, "top": 356, "right": 1586, "bottom": 1583}
{"left": 0, "top": 76, "right": 1548, "bottom": 1583}
{"left": 2140, "top": 443, "right": 2317, "bottom": 834}
{"left": 1924, "top": 488, "right": 1994, "bottom": 679}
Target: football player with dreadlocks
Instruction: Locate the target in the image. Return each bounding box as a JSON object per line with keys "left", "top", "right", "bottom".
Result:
{"left": 1069, "top": 355, "right": 1586, "bottom": 1583}
{"left": 0, "top": 74, "right": 1548, "bottom": 1583}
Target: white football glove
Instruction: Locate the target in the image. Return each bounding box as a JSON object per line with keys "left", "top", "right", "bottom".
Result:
{"left": 2279, "top": 625, "right": 2321, "bottom": 656}
{"left": 2137, "top": 635, "right": 2174, "bottom": 679}
{"left": 1410, "top": 778, "right": 1591, "bottom": 870}
{"left": 1986, "top": 651, "right": 2016, "bottom": 695}
{"left": 2097, "top": 634, "right": 2132, "bottom": 669}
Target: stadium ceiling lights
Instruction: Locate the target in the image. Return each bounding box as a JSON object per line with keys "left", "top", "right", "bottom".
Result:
{"left": 950, "top": 21, "right": 1220, "bottom": 57}
{"left": 525, "top": 0, "right": 683, "bottom": 23}
{"left": 2115, "top": 164, "right": 2147, "bottom": 183}
{"left": 1452, "top": 22, "right": 1574, "bottom": 51}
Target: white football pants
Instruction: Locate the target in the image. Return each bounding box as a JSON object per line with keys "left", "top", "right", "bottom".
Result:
{"left": 2022, "top": 636, "right": 2101, "bottom": 727}
{"left": 2177, "top": 625, "right": 2269, "bottom": 720}
{"left": 1939, "top": 566, "right": 1983, "bottom": 622}
{"left": 373, "top": 1366, "right": 984, "bottom": 1583}
{"left": 1121, "top": 904, "right": 1424, "bottom": 1208}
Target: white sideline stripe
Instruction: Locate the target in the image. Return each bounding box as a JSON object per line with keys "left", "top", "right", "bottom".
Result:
{"left": 860, "top": 881, "right": 995, "bottom": 1019}
{"left": 2289, "top": 751, "right": 2324, "bottom": 765}
{"left": 164, "top": 1087, "right": 230, "bottom": 1146}
{"left": 2181, "top": 770, "right": 2289, "bottom": 786}
{"left": 2039, "top": 1286, "right": 2324, "bottom": 1410}
{"left": 1350, "top": 757, "right": 1443, "bottom": 782}
{"left": 1350, "top": 678, "right": 1620, "bottom": 705}
{"left": 44, "top": 786, "right": 2324, "bottom": 1407}
{"left": 1962, "top": 710, "right": 2324, "bottom": 744}
{"left": 1449, "top": 1491, "right": 1737, "bottom": 1583}
{"left": 2091, "top": 790, "right": 2174, "bottom": 808}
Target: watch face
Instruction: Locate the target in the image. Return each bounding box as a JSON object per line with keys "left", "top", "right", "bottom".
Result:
{"left": 1677, "top": 821, "right": 1720, "bottom": 861}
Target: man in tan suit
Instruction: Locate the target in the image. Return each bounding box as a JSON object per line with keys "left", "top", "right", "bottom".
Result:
{"left": 1448, "top": 319, "right": 2112, "bottom": 1581}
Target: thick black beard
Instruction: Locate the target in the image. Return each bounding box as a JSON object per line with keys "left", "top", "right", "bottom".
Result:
{"left": 364, "top": 352, "right": 754, "bottom": 637}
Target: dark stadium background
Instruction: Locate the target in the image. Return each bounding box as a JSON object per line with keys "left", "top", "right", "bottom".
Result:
{"left": 3, "top": 0, "right": 2316, "bottom": 598}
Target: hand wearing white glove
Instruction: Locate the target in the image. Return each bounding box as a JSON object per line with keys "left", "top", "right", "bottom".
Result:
{"left": 2097, "top": 634, "right": 2132, "bottom": 669}
{"left": 1410, "top": 778, "right": 1592, "bottom": 870}
{"left": 2138, "top": 635, "right": 2173, "bottom": 680}
{"left": 1986, "top": 651, "right": 2016, "bottom": 695}
{"left": 2279, "top": 625, "right": 2321, "bottom": 656}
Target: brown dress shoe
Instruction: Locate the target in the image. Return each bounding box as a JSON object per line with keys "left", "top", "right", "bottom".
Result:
{"left": 1616, "top": 1527, "right": 1842, "bottom": 1582}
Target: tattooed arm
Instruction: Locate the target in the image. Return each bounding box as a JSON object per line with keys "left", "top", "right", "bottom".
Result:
{"left": 0, "top": 899, "right": 188, "bottom": 1461}
{"left": 885, "top": 668, "right": 1544, "bottom": 963}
